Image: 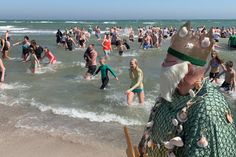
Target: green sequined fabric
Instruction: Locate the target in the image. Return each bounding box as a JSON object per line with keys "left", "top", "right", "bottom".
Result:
{"left": 142, "top": 79, "right": 236, "bottom": 157}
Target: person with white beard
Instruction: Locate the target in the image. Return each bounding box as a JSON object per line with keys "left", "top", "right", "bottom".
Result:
{"left": 137, "top": 22, "right": 236, "bottom": 157}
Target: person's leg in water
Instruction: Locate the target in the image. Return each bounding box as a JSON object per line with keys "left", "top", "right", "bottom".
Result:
{"left": 100, "top": 77, "right": 109, "bottom": 89}
{"left": 127, "top": 92, "right": 135, "bottom": 105}
{"left": 138, "top": 91, "right": 145, "bottom": 104}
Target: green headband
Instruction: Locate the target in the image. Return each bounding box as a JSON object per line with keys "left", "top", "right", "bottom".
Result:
{"left": 167, "top": 47, "right": 206, "bottom": 66}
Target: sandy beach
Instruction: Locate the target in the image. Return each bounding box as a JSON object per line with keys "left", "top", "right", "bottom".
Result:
{"left": 0, "top": 105, "right": 125, "bottom": 157}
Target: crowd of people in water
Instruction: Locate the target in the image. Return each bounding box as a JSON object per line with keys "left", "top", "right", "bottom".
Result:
{"left": 0, "top": 24, "right": 236, "bottom": 105}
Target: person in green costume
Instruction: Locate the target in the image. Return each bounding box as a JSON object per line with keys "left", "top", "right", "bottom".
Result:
{"left": 94, "top": 57, "right": 118, "bottom": 89}
{"left": 138, "top": 22, "right": 236, "bottom": 157}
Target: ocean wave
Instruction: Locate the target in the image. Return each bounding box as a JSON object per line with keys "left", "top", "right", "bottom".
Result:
{"left": 65, "top": 21, "right": 78, "bottom": 24}
{"left": 0, "top": 21, "right": 6, "bottom": 23}
{"left": 0, "top": 25, "right": 27, "bottom": 31}
{"left": 0, "top": 25, "right": 56, "bottom": 34}
{"left": 143, "top": 22, "right": 156, "bottom": 25}
{"left": 30, "top": 21, "right": 54, "bottom": 24}
{"left": 103, "top": 21, "right": 117, "bottom": 24}
{"left": 30, "top": 100, "right": 142, "bottom": 126}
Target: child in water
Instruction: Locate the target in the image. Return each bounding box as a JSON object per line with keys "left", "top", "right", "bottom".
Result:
{"left": 219, "top": 60, "right": 236, "bottom": 92}
{"left": 94, "top": 58, "right": 118, "bottom": 89}
{"left": 204, "top": 51, "right": 225, "bottom": 83}
{"left": 41, "top": 47, "right": 57, "bottom": 64}
{"left": 27, "top": 48, "right": 40, "bottom": 74}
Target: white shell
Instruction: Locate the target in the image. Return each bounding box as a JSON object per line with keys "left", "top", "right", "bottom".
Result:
{"left": 177, "top": 124, "right": 183, "bottom": 133}
{"left": 179, "top": 27, "right": 188, "bottom": 37}
{"left": 181, "top": 107, "right": 187, "bottom": 112}
{"left": 201, "top": 37, "right": 210, "bottom": 48}
{"left": 172, "top": 118, "right": 179, "bottom": 126}
{"left": 146, "top": 121, "right": 154, "bottom": 128}
{"left": 197, "top": 136, "right": 208, "bottom": 147}
{"left": 147, "top": 140, "right": 153, "bottom": 148}
{"left": 185, "top": 43, "right": 194, "bottom": 49}
{"left": 167, "top": 152, "right": 176, "bottom": 157}
{"left": 177, "top": 111, "right": 188, "bottom": 123}
{"left": 189, "top": 89, "right": 196, "bottom": 97}
{"left": 163, "top": 141, "right": 175, "bottom": 150}
{"left": 170, "top": 137, "right": 184, "bottom": 147}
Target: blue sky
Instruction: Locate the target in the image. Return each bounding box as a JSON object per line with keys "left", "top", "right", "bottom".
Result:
{"left": 1, "top": 0, "right": 236, "bottom": 20}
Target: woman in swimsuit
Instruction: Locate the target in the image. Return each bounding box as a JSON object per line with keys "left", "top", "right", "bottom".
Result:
{"left": 205, "top": 51, "right": 225, "bottom": 83}
{"left": 125, "top": 58, "right": 145, "bottom": 105}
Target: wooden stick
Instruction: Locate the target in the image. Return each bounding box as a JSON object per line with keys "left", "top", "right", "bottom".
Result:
{"left": 134, "top": 145, "right": 140, "bottom": 157}
{"left": 124, "top": 126, "right": 135, "bottom": 157}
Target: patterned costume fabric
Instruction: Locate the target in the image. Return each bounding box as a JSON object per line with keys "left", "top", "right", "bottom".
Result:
{"left": 140, "top": 79, "right": 236, "bottom": 157}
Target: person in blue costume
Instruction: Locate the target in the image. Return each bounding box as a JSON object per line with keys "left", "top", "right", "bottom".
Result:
{"left": 94, "top": 58, "right": 118, "bottom": 89}
{"left": 137, "top": 22, "right": 236, "bottom": 157}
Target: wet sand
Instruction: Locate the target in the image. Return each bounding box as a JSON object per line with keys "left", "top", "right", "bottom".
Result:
{"left": 0, "top": 105, "right": 125, "bottom": 157}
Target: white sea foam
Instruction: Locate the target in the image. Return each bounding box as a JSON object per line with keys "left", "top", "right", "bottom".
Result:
{"left": 0, "top": 25, "right": 56, "bottom": 34}
{"left": 30, "top": 100, "right": 142, "bottom": 126}
{"left": 122, "top": 51, "right": 139, "bottom": 57}
{"left": 65, "top": 21, "right": 78, "bottom": 24}
{"left": 0, "top": 21, "right": 6, "bottom": 23}
{"left": 143, "top": 22, "right": 156, "bottom": 25}
{"left": 0, "top": 82, "right": 31, "bottom": 90}
{"left": 72, "top": 61, "right": 86, "bottom": 67}
{"left": 103, "top": 21, "right": 117, "bottom": 24}
{"left": 30, "top": 21, "right": 54, "bottom": 24}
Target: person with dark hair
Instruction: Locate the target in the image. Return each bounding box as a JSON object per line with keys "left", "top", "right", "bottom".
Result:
{"left": 56, "top": 29, "right": 63, "bottom": 45}
{"left": 84, "top": 44, "right": 98, "bottom": 80}
{"left": 65, "top": 35, "right": 77, "bottom": 51}
{"left": 84, "top": 44, "right": 94, "bottom": 68}
{"left": 204, "top": 51, "right": 225, "bottom": 83}
{"left": 30, "top": 40, "right": 43, "bottom": 60}
{"left": 1, "top": 31, "right": 11, "bottom": 59}
{"left": 13, "top": 35, "right": 31, "bottom": 61}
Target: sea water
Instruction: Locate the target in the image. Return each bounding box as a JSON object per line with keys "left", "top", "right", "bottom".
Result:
{"left": 0, "top": 19, "right": 236, "bottom": 148}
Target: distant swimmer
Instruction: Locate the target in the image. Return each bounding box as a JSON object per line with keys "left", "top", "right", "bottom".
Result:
{"left": 0, "top": 58, "right": 6, "bottom": 83}
{"left": 102, "top": 33, "right": 112, "bottom": 58}
{"left": 84, "top": 44, "right": 98, "bottom": 80}
{"left": 94, "top": 57, "right": 118, "bottom": 89}
{"left": 125, "top": 58, "right": 144, "bottom": 105}
{"left": 56, "top": 29, "right": 63, "bottom": 45}
{"left": 13, "top": 35, "right": 31, "bottom": 61}
{"left": 41, "top": 47, "right": 57, "bottom": 64}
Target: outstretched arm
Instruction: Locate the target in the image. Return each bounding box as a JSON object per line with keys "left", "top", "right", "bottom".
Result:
{"left": 108, "top": 65, "right": 118, "bottom": 79}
